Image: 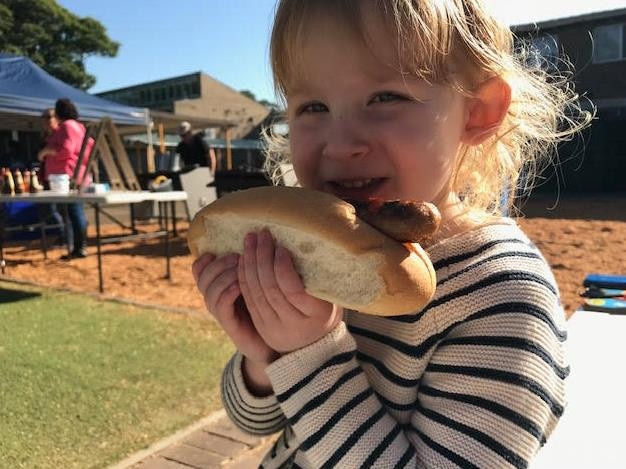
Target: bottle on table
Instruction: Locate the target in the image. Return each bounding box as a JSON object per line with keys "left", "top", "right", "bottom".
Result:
{"left": 23, "top": 170, "right": 31, "bottom": 193}
{"left": 30, "top": 168, "right": 44, "bottom": 193}
{"left": 2, "top": 169, "right": 15, "bottom": 195}
{"left": 14, "top": 169, "right": 25, "bottom": 194}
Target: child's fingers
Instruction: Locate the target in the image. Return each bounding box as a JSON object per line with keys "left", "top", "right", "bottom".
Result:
{"left": 274, "top": 246, "right": 307, "bottom": 297}
{"left": 242, "top": 232, "right": 279, "bottom": 322}
{"left": 204, "top": 267, "right": 239, "bottom": 314}
{"left": 214, "top": 282, "right": 241, "bottom": 318}
{"left": 196, "top": 253, "right": 238, "bottom": 294}
{"left": 257, "top": 230, "right": 306, "bottom": 319}
{"left": 274, "top": 246, "right": 325, "bottom": 317}
{"left": 238, "top": 251, "right": 263, "bottom": 326}
{"left": 191, "top": 253, "right": 215, "bottom": 282}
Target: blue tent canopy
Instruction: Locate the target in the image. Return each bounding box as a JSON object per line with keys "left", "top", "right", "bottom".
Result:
{"left": 0, "top": 54, "right": 147, "bottom": 125}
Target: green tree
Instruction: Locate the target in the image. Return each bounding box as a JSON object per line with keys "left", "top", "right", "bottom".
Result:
{"left": 0, "top": 0, "right": 119, "bottom": 89}
{"left": 240, "top": 89, "right": 257, "bottom": 101}
{"left": 241, "top": 90, "right": 278, "bottom": 110}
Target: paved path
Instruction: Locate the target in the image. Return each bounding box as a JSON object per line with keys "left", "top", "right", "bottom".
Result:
{"left": 110, "top": 410, "right": 277, "bottom": 469}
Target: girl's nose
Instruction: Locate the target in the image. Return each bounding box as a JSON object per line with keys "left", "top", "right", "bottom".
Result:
{"left": 321, "top": 116, "right": 370, "bottom": 160}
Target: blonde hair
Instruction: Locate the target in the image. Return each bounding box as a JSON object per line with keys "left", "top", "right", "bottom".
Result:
{"left": 264, "top": 0, "right": 594, "bottom": 216}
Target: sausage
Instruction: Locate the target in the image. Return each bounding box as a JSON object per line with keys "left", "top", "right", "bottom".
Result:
{"left": 346, "top": 198, "right": 441, "bottom": 243}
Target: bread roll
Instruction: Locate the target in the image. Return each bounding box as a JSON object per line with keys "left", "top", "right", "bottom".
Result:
{"left": 187, "top": 186, "right": 436, "bottom": 316}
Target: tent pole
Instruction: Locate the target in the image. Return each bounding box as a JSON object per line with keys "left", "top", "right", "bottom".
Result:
{"left": 145, "top": 109, "right": 155, "bottom": 173}
{"left": 226, "top": 127, "right": 233, "bottom": 170}
{"left": 158, "top": 122, "right": 165, "bottom": 155}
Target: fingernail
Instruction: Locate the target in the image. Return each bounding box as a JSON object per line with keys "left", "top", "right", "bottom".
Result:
{"left": 244, "top": 232, "right": 256, "bottom": 248}
{"left": 276, "top": 246, "right": 290, "bottom": 261}
{"left": 198, "top": 253, "right": 214, "bottom": 263}
{"left": 259, "top": 229, "right": 272, "bottom": 245}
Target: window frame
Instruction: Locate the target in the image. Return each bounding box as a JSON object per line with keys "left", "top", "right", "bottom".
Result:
{"left": 592, "top": 23, "right": 625, "bottom": 64}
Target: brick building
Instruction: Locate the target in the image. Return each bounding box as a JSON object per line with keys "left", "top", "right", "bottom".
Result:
{"left": 97, "top": 72, "right": 270, "bottom": 140}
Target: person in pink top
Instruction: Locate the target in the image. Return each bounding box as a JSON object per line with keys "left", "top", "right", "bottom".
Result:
{"left": 38, "top": 98, "right": 93, "bottom": 259}
{"left": 38, "top": 108, "right": 66, "bottom": 245}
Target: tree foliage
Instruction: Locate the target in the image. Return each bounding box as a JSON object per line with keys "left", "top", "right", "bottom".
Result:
{"left": 240, "top": 89, "right": 278, "bottom": 109}
{"left": 240, "top": 89, "right": 256, "bottom": 101}
{"left": 0, "top": 0, "right": 119, "bottom": 89}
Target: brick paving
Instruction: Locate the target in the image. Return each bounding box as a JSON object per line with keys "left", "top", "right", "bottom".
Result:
{"left": 111, "top": 410, "right": 277, "bottom": 469}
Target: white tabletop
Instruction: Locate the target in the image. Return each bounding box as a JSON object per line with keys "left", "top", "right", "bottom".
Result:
{"left": 531, "top": 311, "right": 626, "bottom": 468}
{"left": 0, "top": 190, "right": 187, "bottom": 205}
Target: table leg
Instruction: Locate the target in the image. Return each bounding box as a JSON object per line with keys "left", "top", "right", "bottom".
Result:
{"left": 95, "top": 203, "right": 104, "bottom": 293}
{"left": 37, "top": 205, "right": 48, "bottom": 260}
{"left": 0, "top": 203, "right": 6, "bottom": 275}
{"left": 62, "top": 204, "right": 71, "bottom": 255}
{"left": 172, "top": 201, "right": 178, "bottom": 237}
{"left": 162, "top": 201, "right": 171, "bottom": 280}
{"left": 130, "top": 203, "right": 137, "bottom": 234}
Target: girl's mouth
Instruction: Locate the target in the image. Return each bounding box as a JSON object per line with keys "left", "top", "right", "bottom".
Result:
{"left": 325, "top": 178, "right": 386, "bottom": 200}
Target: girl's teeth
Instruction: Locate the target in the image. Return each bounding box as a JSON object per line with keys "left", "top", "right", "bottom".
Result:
{"left": 338, "top": 179, "right": 373, "bottom": 188}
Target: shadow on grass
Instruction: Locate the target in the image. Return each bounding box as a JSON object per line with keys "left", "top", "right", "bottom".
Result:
{"left": 0, "top": 287, "right": 41, "bottom": 304}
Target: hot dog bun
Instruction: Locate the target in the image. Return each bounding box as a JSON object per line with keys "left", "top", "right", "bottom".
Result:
{"left": 187, "top": 186, "right": 436, "bottom": 316}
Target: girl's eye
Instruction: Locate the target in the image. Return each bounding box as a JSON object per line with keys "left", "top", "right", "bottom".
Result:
{"left": 369, "top": 92, "right": 407, "bottom": 104}
{"left": 298, "top": 102, "right": 328, "bottom": 114}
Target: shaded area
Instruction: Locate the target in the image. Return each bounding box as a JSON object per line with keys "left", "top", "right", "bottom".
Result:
{"left": 519, "top": 192, "right": 626, "bottom": 221}
{"left": 0, "top": 286, "right": 41, "bottom": 303}
{"left": 95, "top": 236, "right": 191, "bottom": 258}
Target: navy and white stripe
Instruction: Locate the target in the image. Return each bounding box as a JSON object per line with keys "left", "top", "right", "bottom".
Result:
{"left": 221, "top": 219, "right": 569, "bottom": 468}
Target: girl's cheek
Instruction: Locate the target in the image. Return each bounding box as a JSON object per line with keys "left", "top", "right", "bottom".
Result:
{"left": 290, "top": 130, "right": 320, "bottom": 159}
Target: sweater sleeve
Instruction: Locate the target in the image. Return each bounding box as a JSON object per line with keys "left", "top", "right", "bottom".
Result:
{"left": 221, "top": 352, "right": 286, "bottom": 435}
{"left": 265, "top": 322, "right": 419, "bottom": 468}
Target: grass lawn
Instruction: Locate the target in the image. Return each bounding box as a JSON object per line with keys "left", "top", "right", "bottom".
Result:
{"left": 0, "top": 280, "right": 235, "bottom": 469}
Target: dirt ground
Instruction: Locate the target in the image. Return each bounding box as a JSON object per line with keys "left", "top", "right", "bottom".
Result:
{"left": 1, "top": 193, "right": 624, "bottom": 319}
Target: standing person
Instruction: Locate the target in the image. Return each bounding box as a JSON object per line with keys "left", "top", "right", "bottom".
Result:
{"left": 38, "top": 98, "right": 92, "bottom": 259}
{"left": 38, "top": 108, "right": 65, "bottom": 245}
{"left": 192, "top": 1, "right": 593, "bottom": 468}
{"left": 176, "top": 121, "right": 216, "bottom": 174}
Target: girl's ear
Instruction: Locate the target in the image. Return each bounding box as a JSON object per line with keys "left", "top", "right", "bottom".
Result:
{"left": 461, "top": 77, "right": 511, "bottom": 146}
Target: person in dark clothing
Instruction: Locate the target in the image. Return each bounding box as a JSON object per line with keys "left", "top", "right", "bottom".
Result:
{"left": 176, "top": 121, "right": 216, "bottom": 173}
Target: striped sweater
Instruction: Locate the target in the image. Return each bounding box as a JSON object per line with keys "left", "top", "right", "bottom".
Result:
{"left": 221, "top": 219, "right": 568, "bottom": 468}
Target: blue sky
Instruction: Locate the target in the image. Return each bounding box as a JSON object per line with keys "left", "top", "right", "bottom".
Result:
{"left": 58, "top": 0, "right": 626, "bottom": 103}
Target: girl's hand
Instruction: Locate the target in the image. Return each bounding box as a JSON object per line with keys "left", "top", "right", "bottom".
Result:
{"left": 192, "top": 253, "right": 279, "bottom": 367}
{"left": 239, "top": 229, "right": 344, "bottom": 353}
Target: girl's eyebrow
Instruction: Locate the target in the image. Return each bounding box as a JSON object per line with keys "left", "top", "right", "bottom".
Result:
{"left": 286, "top": 86, "right": 307, "bottom": 96}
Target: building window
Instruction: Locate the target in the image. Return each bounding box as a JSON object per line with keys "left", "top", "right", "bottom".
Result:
{"left": 592, "top": 23, "right": 625, "bottom": 63}
{"left": 529, "top": 34, "right": 560, "bottom": 70}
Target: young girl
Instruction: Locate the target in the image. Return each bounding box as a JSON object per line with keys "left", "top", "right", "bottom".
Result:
{"left": 192, "top": 1, "right": 592, "bottom": 467}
